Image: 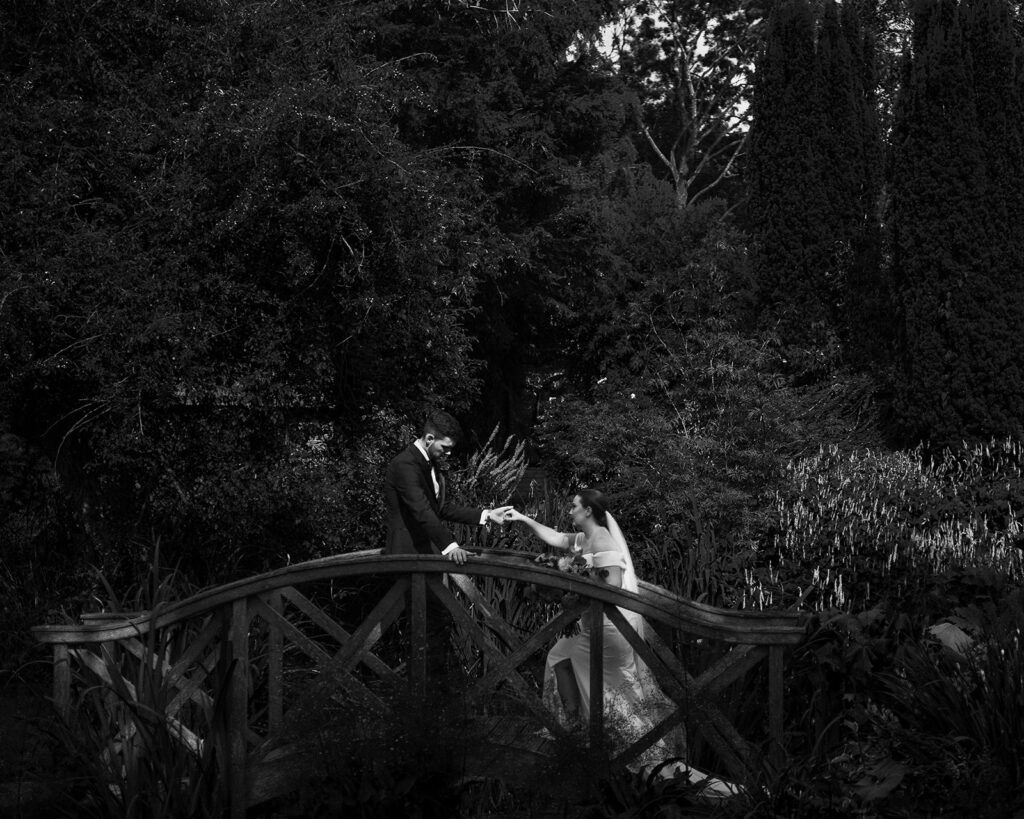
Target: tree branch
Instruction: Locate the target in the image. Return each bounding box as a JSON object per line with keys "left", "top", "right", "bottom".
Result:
{"left": 689, "top": 131, "right": 748, "bottom": 206}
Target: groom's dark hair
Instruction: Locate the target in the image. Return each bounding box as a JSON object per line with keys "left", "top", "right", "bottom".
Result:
{"left": 422, "top": 409, "right": 464, "bottom": 444}
{"left": 578, "top": 488, "right": 610, "bottom": 526}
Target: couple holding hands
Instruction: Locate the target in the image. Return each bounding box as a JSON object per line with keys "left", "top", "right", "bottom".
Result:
{"left": 383, "top": 410, "right": 667, "bottom": 735}
{"left": 383, "top": 410, "right": 743, "bottom": 794}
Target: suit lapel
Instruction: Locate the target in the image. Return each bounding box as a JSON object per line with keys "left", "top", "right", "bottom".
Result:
{"left": 437, "top": 469, "right": 446, "bottom": 509}
{"left": 412, "top": 446, "right": 440, "bottom": 508}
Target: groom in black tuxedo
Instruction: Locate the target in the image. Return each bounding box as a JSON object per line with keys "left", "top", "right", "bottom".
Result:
{"left": 384, "top": 410, "right": 510, "bottom": 678}
{"left": 385, "top": 410, "right": 509, "bottom": 563}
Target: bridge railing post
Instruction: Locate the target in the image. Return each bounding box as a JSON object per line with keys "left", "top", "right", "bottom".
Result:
{"left": 588, "top": 599, "right": 604, "bottom": 750}
{"left": 228, "top": 598, "right": 249, "bottom": 819}
{"left": 266, "top": 590, "right": 284, "bottom": 736}
{"left": 410, "top": 572, "right": 427, "bottom": 696}
{"left": 768, "top": 644, "right": 784, "bottom": 767}
{"left": 53, "top": 643, "right": 70, "bottom": 722}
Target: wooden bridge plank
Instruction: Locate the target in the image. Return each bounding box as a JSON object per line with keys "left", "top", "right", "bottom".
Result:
{"left": 614, "top": 705, "right": 687, "bottom": 767}
{"left": 252, "top": 578, "right": 408, "bottom": 756}
{"left": 279, "top": 586, "right": 394, "bottom": 679}
{"left": 252, "top": 596, "right": 332, "bottom": 666}
{"left": 468, "top": 597, "right": 586, "bottom": 702}
{"left": 693, "top": 644, "right": 768, "bottom": 698}
{"left": 69, "top": 614, "right": 222, "bottom": 721}
{"left": 424, "top": 577, "right": 562, "bottom": 734}
{"left": 448, "top": 573, "right": 523, "bottom": 651}
{"left": 426, "top": 576, "right": 531, "bottom": 691}
{"left": 646, "top": 652, "right": 755, "bottom": 782}
{"left": 31, "top": 552, "right": 805, "bottom": 648}
{"left": 168, "top": 614, "right": 222, "bottom": 681}
{"left": 331, "top": 576, "right": 408, "bottom": 675}
{"left": 604, "top": 606, "right": 756, "bottom": 784}
{"left": 114, "top": 635, "right": 217, "bottom": 716}
{"left": 162, "top": 645, "right": 218, "bottom": 716}
{"left": 618, "top": 618, "right": 749, "bottom": 765}
{"left": 249, "top": 597, "right": 386, "bottom": 718}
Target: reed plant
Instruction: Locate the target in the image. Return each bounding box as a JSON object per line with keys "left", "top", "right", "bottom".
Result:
{"left": 52, "top": 556, "right": 229, "bottom": 819}
{"left": 875, "top": 625, "right": 1024, "bottom": 814}
{"left": 448, "top": 425, "right": 529, "bottom": 551}
{"left": 632, "top": 499, "right": 748, "bottom": 607}
{"left": 757, "top": 439, "right": 1024, "bottom": 613}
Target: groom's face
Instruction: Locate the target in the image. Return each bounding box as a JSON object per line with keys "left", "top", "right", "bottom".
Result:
{"left": 424, "top": 434, "right": 455, "bottom": 469}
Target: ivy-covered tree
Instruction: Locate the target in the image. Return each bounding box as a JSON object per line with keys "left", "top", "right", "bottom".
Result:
{"left": 889, "top": 0, "right": 1024, "bottom": 447}
{"left": 0, "top": 0, "right": 508, "bottom": 583}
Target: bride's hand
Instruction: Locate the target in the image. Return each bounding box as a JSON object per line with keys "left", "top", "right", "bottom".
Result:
{"left": 503, "top": 508, "right": 527, "bottom": 523}
{"left": 486, "top": 505, "right": 514, "bottom": 524}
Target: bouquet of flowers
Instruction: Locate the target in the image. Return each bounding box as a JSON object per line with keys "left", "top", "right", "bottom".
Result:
{"left": 524, "top": 548, "right": 608, "bottom": 636}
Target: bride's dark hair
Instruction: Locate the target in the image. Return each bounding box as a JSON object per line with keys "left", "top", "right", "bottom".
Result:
{"left": 578, "top": 488, "right": 610, "bottom": 527}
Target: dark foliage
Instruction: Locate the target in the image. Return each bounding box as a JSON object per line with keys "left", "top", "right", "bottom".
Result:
{"left": 748, "top": 0, "right": 836, "bottom": 351}
{"left": 889, "top": 0, "right": 1024, "bottom": 448}
{"left": 748, "top": 0, "right": 886, "bottom": 374}
{"left": 0, "top": 0, "right": 634, "bottom": 610}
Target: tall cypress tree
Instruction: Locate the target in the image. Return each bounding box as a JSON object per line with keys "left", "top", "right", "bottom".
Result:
{"left": 838, "top": 0, "right": 888, "bottom": 366}
{"left": 749, "top": 0, "right": 831, "bottom": 349}
{"left": 818, "top": 1, "right": 860, "bottom": 336}
{"left": 748, "top": 0, "right": 882, "bottom": 361}
{"left": 890, "top": 0, "right": 1024, "bottom": 446}
{"left": 963, "top": 0, "right": 1024, "bottom": 428}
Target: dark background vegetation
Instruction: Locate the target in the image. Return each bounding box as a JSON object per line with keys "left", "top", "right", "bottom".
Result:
{"left": 2, "top": 0, "right": 1024, "bottom": 815}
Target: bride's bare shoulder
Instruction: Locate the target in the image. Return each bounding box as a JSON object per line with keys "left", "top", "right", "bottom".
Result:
{"left": 592, "top": 528, "right": 619, "bottom": 550}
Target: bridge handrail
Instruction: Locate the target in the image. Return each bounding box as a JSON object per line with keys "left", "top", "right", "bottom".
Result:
{"left": 31, "top": 548, "right": 805, "bottom": 647}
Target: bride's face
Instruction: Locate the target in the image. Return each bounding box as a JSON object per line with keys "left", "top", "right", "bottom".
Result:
{"left": 569, "top": 495, "right": 588, "bottom": 529}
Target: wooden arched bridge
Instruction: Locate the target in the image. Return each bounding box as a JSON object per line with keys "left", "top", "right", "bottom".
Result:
{"left": 32, "top": 549, "right": 806, "bottom": 817}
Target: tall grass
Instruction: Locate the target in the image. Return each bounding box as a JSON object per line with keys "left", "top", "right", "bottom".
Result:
{"left": 760, "top": 439, "right": 1024, "bottom": 611}
{"left": 53, "top": 558, "right": 229, "bottom": 819}
{"left": 876, "top": 625, "right": 1024, "bottom": 813}
{"left": 449, "top": 425, "right": 529, "bottom": 551}
{"left": 632, "top": 500, "right": 748, "bottom": 608}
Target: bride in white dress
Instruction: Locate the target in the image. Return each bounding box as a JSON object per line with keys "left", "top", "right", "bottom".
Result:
{"left": 505, "top": 490, "right": 740, "bottom": 796}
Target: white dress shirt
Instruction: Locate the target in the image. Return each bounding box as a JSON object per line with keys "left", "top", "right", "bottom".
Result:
{"left": 413, "top": 440, "right": 489, "bottom": 554}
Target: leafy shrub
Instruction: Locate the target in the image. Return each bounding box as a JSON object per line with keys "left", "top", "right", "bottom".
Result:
{"left": 578, "top": 760, "right": 718, "bottom": 819}
{"left": 0, "top": 433, "right": 96, "bottom": 671}
{"left": 631, "top": 505, "right": 753, "bottom": 608}
{"left": 875, "top": 625, "right": 1024, "bottom": 816}
{"left": 781, "top": 607, "right": 909, "bottom": 754}
{"left": 282, "top": 687, "right": 485, "bottom": 819}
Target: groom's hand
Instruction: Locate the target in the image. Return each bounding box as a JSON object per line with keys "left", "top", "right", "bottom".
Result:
{"left": 487, "top": 505, "right": 513, "bottom": 524}
{"left": 446, "top": 545, "right": 471, "bottom": 565}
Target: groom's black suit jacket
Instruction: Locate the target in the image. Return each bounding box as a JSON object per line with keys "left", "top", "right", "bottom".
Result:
{"left": 384, "top": 443, "right": 483, "bottom": 555}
